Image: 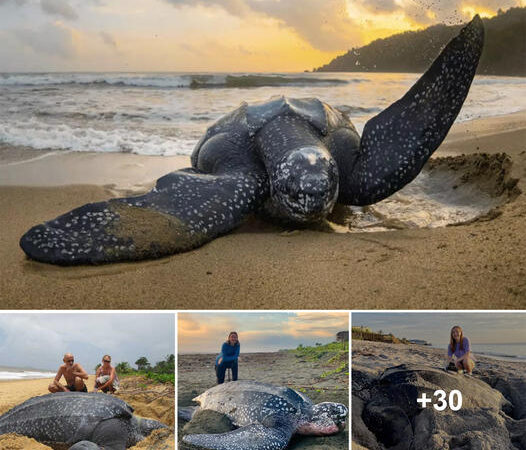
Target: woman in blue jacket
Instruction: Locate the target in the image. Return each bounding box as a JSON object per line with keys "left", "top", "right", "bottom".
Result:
{"left": 215, "top": 331, "right": 240, "bottom": 384}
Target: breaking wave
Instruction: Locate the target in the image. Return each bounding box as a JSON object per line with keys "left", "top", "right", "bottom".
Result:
{"left": 0, "top": 73, "right": 356, "bottom": 89}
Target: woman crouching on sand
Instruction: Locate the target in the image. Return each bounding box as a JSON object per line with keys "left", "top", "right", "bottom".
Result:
{"left": 446, "top": 326, "right": 475, "bottom": 375}
{"left": 93, "top": 355, "right": 119, "bottom": 393}
{"left": 215, "top": 331, "right": 240, "bottom": 384}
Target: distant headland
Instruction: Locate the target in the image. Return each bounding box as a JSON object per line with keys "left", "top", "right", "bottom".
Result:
{"left": 313, "top": 7, "right": 525, "bottom": 77}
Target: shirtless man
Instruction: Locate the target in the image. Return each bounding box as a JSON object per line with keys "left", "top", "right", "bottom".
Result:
{"left": 48, "top": 353, "right": 89, "bottom": 393}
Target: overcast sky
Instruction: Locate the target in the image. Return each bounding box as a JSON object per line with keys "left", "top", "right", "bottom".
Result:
{"left": 353, "top": 312, "right": 526, "bottom": 349}
{"left": 178, "top": 312, "right": 348, "bottom": 354}
{"left": 0, "top": 0, "right": 522, "bottom": 72}
{"left": 0, "top": 313, "right": 175, "bottom": 372}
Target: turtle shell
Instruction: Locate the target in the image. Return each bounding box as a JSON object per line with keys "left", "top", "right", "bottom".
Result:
{"left": 191, "top": 95, "right": 350, "bottom": 168}
{"left": 193, "top": 380, "right": 313, "bottom": 428}
{"left": 0, "top": 393, "right": 134, "bottom": 445}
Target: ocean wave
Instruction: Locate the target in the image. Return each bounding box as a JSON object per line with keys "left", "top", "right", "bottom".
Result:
{"left": 0, "top": 370, "right": 56, "bottom": 380}
{"left": 335, "top": 104, "right": 382, "bottom": 116}
{"left": 0, "top": 73, "right": 352, "bottom": 89}
{"left": 0, "top": 118, "right": 197, "bottom": 156}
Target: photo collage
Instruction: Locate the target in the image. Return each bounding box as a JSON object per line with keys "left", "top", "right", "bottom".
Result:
{"left": 0, "top": 0, "right": 525, "bottom": 449}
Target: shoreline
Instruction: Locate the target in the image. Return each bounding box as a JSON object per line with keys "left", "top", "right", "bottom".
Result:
{"left": 1, "top": 111, "right": 525, "bottom": 308}
{"left": 1, "top": 110, "right": 525, "bottom": 189}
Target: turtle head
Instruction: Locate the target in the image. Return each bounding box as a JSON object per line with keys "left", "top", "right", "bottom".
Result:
{"left": 271, "top": 147, "right": 339, "bottom": 223}
{"left": 297, "top": 402, "right": 348, "bottom": 436}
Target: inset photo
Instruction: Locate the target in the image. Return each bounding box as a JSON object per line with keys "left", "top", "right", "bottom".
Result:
{"left": 351, "top": 312, "right": 526, "bottom": 449}
{"left": 0, "top": 313, "right": 175, "bottom": 449}
{"left": 178, "top": 312, "right": 349, "bottom": 449}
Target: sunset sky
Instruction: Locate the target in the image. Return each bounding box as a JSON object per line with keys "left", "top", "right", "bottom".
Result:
{"left": 178, "top": 312, "right": 348, "bottom": 353}
{"left": 0, "top": 0, "right": 523, "bottom": 72}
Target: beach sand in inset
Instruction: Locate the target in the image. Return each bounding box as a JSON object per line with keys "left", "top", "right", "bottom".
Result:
{"left": 0, "top": 375, "right": 174, "bottom": 449}
{"left": 1, "top": 112, "right": 525, "bottom": 308}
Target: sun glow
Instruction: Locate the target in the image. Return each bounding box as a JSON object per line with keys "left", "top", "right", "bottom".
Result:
{"left": 461, "top": 5, "right": 496, "bottom": 18}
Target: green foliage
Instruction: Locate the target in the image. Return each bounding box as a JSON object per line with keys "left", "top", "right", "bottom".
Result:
{"left": 114, "top": 354, "right": 175, "bottom": 384}
{"left": 144, "top": 372, "right": 175, "bottom": 384}
{"left": 135, "top": 357, "right": 150, "bottom": 371}
{"left": 321, "top": 362, "right": 349, "bottom": 378}
{"left": 94, "top": 363, "right": 101, "bottom": 372}
{"left": 115, "top": 361, "right": 133, "bottom": 374}
{"left": 352, "top": 326, "right": 409, "bottom": 344}
{"left": 315, "top": 7, "right": 526, "bottom": 76}
{"left": 294, "top": 341, "right": 346, "bottom": 361}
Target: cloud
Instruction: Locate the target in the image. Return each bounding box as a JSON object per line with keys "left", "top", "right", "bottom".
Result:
{"left": 165, "top": 0, "right": 360, "bottom": 51}
{"left": 0, "top": 0, "right": 26, "bottom": 5}
{"left": 357, "top": 0, "right": 400, "bottom": 13}
{"left": 399, "top": 0, "right": 521, "bottom": 25}
{"left": 178, "top": 312, "right": 348, "bottom": 353}
{"left": 41, "top": 0, "right": 78, "bottom": 19}
{"left": 12, "top": 22, "right": 75, "bottom": 58}
{"left": 0, "top": 313, "right": 174, "bottom": 371}
{"left": 99, "top": 30, "right": 117, "bottom": 48}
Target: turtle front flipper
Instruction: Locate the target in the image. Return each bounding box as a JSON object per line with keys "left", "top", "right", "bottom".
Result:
{"left": 183, "top": 422, "right": 293, "bottom": 450}
{"left": 20, "top": 169, "right": 268, "bottom": 265}
{"left": 342, "top": 15, "right": 484, "bottom": 206}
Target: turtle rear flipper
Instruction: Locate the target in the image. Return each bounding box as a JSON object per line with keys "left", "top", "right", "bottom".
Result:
{"left": 344, "top": 15, "right": 484, "bottom": 205}
{"left": 183, "top": 422, "right": 293, "bottom": 450}
{"left": 20, "top": 169, "right": 267, "bottom": 265}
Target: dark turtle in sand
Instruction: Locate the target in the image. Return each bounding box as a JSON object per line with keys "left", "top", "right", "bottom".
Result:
{"left": 20, "top": 17, "right": 484, "bottom": 265}
{"left": 0, "top": 392, "right": 167, "bottom": 449}
{"left": 178, "top": 380, "right": 348, "bottom": 450}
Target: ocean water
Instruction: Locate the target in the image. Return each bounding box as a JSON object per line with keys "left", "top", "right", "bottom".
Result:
{"left": 0, "top": 365, "right": 55, "bottom": 380}
{"left": 0, "top": 72, "right": 524, "bottom": 157}
{"left": 430, "top": 343, "right": 526, "bottom": 362}
{"left": 473, "top": 343, "right": 526, "bottom": 362}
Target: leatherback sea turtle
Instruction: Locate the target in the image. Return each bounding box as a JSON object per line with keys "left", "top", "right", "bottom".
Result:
{"left": 20, "top": 17, "right": 484, "bottom": 265}
{"left": 0, "top": 392, "right": 167, "bottom": 449}
{"left": 179, "top": 380, "right": 348, "bottom": 449}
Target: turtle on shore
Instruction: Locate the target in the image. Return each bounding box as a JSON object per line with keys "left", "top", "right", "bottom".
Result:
{"left": 0, "top": 392, "right": 167, "bottom": 449}
{"left": 178, "top": 380, "right": 348, "bottom": 450}
{"left": 20, "top": 16, "right": 484, "bottom": 265}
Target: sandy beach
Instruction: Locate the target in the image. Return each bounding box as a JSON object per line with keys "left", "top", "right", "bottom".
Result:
{"left": 178, "top": 349, "right": 349, "bottom": 449}
{"left": 0, "top": 375, "right": 174, "bottom": 449}
{"left": 352, "top": 339, "right": 526, "bottom": 449}
{"left": 1, "top": 112, "right": 525, "bottom": 309}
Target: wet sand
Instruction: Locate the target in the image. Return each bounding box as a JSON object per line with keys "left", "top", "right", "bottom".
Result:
{"left": 178, "top": 350, "right": 349, "bottom": 449}
{"left": 0, "top": 375, "right": 174, "bottom": 449}
{"left": 1, "top": 112, "right": 525, "bottom": 308}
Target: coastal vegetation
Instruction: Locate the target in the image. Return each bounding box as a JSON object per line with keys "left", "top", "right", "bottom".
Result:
{"left": 94, "top": 354, "right": 175, "bottom": 384}
{"left": 292, "top": 341, "right": 349, "bottom": 379}
{"left": 315, "top": 7, "right": 526, "bottom": 76}
{"left": 352, "top": 326, "right": 410, "bottom": 344}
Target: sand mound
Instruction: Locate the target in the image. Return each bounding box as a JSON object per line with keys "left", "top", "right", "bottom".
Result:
{"left": 330, "top": 152, "right": 520, "bottom": 231}
{"left": 129, "top": 428, "right": 174, "bottom": 449}
{"left": 0, "top": 433, "right": 52, "bottom": 449}
{"left": 117, "top": 376, "right": 175, "bottom": 428}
